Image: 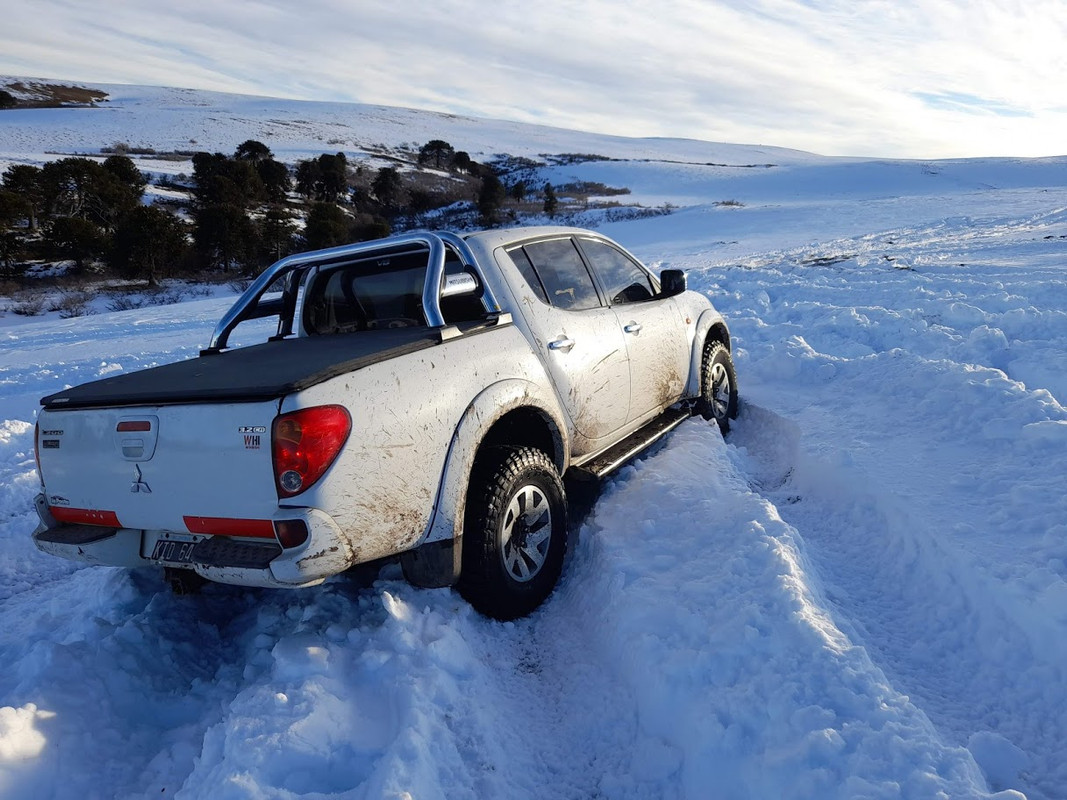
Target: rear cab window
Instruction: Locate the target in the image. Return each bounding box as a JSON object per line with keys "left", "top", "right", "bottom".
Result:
{"left": 304, "top": 252, "right": 428, "bottom": 334}
{"left": 301, "top": 247, "right": 489, "bottom": 334}
{"left": 510, "top": 238, "right": 602, "bottom": 311}
{"left": 508, "top": 246, "right": 550, "bottom": 304}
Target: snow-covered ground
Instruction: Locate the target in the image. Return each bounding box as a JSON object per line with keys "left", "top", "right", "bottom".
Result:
{"left": 1, "top": 83, "right": 1066, "bottom": 799}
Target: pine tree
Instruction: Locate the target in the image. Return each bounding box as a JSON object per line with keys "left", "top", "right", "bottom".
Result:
{"left": 418, "top": 140, "right": 455, "bottom": 170}
{"left": 234, "top": 139, "right": 273, "bottom": 163}
{"left": 1, "top": 165, "right": 43, "bottom": 230}
{"left": 371, "top": 167, "right": 403, "bottom": 213}
{"left": 543, "top": 183, "right": 558, "bottom": 217}
{"left": 110, "top": 206, "right": 189, "bottom": 283}
{"left": 258, "top": 205, "right": 297, "bottom": 261}
{"left": 478, "top": 174, "right": 506, "bottom": 226}
{"left": 303, "top": 202, "right": 351, "bottom": 250}
{"left": 45, "top": 216, "right": 107, "bottom": 271}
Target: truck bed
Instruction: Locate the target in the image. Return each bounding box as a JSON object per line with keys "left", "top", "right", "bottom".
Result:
{"left": 42, "top": 327, "right": 439, "bottom": 410}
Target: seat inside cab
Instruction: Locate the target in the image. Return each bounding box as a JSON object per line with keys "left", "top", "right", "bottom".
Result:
{"left": 303, "top": 249, "right": 487, "bottom": 334}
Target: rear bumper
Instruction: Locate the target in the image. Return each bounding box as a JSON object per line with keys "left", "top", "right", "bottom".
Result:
{"left": 31, "top": 494, "right": 355, "bottom": 588}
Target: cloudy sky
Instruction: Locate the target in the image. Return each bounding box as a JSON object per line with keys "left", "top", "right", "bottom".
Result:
{"left": 2, "top": 0, "right": 1064, "bottom": 159}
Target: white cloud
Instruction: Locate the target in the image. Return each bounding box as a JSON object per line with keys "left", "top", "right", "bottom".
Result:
{"left": 0, "top": 0, "right": 1063, "bottom": 158}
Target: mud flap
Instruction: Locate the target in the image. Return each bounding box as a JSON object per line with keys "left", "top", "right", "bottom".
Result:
{"left": 401, "top": 536, "right": 462, "bottom": 588}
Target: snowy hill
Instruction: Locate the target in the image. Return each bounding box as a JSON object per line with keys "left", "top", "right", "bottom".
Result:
{"left": 1, "top": 81, "right": 1067, "bottom": 799}
{"left": 0, "top": 79, "right": 820, "bottom": 167}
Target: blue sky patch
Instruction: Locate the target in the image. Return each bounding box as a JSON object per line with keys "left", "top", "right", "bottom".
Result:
{"left": 914, "top": 91, "right": 1033, "bottom": 118}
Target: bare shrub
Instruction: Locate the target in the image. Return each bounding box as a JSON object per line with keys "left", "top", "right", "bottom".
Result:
{"left": 10, "top": 296, "right": 46, "bottom": 316}
{"left": 146, "top": 284, "right": 208, "bottom": 306}
{"left": 50, "top": 291, "right": 93, "bottom": 318}
{"left": 549, "top": 153, "right": 614, "bottom": 165}
{"left": 555, "top": 181, "right": 631, "bottom": 197}
{"left": 106, "top": 295, "right": 147, "bottom": 312}
{"left": 228, "top": 277, "right": 254, "bottom": 294}
{"left": 146, "top": 288, "right": 187, "bottom": 306}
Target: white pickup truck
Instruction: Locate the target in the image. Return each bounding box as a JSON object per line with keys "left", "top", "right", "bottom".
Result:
{"left": 31, "top": 226, "right": 736, "bottom": 619}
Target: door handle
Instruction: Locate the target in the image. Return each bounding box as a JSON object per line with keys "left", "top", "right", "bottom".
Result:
{"left": 548, "top": 336, "right": 575, "bottom": 353}
{"left": 623, "top": 322, "right": 642, "bottom": 334}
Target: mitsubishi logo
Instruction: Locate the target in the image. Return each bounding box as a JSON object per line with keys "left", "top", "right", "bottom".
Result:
{"left": 130, "top": 465, "right": 152, "bottom": 494}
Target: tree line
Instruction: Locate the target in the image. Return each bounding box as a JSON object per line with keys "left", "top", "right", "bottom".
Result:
{"left": 0, "top": 138, "right": 562, "bottom": 283}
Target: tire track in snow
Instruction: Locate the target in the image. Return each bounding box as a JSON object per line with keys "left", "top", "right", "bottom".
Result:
{"left": 437, "top": 603, "right": 661, "bottom": 800}
{"left": 729, "top": 402, "right": 1066, "bottom": 799}
{"left": 342, "top": 418, "right": 994, "bottom": 800}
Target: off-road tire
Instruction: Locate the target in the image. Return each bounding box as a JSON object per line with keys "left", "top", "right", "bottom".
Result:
{"left": 459, "top": 446, "right": 567, "bottom": 620}
{"left": 696, "top": 341, "right": 739, "bottom": 432}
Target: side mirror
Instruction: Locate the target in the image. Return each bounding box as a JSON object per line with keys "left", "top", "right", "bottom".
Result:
{"left": 659, "top": 269, "right": 687, "bottom": 298}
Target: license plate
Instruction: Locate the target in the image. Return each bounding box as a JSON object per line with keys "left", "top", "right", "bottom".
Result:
{"left": 149, "top": 537, "right": 198, "bottom": 564}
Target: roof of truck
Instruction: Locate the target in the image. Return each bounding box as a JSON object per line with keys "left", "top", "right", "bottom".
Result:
{"left": 462, "top": 225, "right": 612, "bottom": 250}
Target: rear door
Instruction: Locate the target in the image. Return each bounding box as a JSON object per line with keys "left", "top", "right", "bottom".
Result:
{"left": 576, "top": 237, "right": 691, "bottom": 421}
{"left": 505, "top": 238, "right": 631, "bottom": 439}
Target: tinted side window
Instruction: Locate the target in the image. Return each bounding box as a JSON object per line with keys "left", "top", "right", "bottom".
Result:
{"left": 580, "top": 239, "right": 655, "bottom": 305}
{"left": 523, "top": 239, "right": 601, "bottom": 311}
{"left": 507, "top": 246, "right": 549, "bottom": 304}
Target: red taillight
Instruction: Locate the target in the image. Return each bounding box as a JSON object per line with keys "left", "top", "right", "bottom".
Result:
{"left": 271, "top": 405, "right": 351, "bottom": 499}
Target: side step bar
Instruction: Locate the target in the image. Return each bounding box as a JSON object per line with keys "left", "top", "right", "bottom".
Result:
{"left": 570, "top": 406, "right": 692, "bottom": 480}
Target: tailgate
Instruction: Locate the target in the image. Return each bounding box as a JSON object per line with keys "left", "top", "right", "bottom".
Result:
{"left": 37, "top": 400, "right": 282, "bottom": 534}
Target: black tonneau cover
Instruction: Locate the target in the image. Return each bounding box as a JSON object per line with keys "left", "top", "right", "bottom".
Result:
{"left": 41, "top": 328, "right": 438, "bottom": 410}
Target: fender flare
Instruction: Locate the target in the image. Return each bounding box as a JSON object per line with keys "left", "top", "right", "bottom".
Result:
{"left": 421, "top": 378, "right": 569, "bottom": 546}
{"left": 685, "top": 309, "right": 731, "bottom": 396}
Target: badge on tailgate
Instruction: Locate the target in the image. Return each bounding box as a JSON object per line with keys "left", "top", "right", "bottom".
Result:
{"left": 114, "top": 416, "right": 159, "bottom": 461}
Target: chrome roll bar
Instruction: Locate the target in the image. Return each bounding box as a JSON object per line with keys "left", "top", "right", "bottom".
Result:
{"left": 205, "top": 231, "right": 503, "bottom": 353}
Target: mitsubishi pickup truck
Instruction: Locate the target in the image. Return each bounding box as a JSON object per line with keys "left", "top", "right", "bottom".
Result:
{"left": 31, "top": 226, "right": 737, "bottom": 619}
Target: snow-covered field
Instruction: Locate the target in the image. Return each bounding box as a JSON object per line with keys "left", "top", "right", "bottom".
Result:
{"left": 1, "top": 84, "right": 1066, "bottom": 799}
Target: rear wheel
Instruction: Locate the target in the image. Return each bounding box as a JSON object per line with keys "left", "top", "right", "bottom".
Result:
{"left": 459, "top": 446, "right": 567, "bottom": 620}
{"left": 697, "top": 341, "right": 739, "bottom": 432}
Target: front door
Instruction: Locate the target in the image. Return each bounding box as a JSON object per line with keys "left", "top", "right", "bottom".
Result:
{"left": 505, "top": 238, "right": 631, "bottom": 440}
{"left": 576, "top": 237, "right": 691, "bottom": 421}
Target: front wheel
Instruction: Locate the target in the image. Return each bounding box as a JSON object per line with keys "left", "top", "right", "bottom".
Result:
{"left": 459, "top": 446, "right": 568, "bottom": 620}
{"left": 696, "top": 341, "right": 739, "bottom": 432}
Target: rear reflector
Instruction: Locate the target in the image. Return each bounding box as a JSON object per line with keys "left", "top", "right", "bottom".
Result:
{"left": 116, "top": 420, "right": 152, "bottom": 432}
{"left": 183, "top": 516, "right": 275, "bottom": 538}
{"left": 274, "top": 519, "right": 309, "bottom": 549}
{"left": 51, "top": 507, "right": 122, "bottom": 528}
